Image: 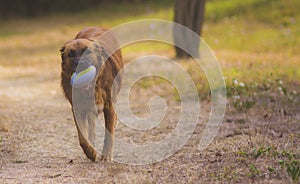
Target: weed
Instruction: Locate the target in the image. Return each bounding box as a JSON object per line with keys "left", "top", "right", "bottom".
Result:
{"left": 230, "top": 78, "right": 257, "bottom": 112}
{"left": 238, "top": 146, "right": 299, "bottom": 160}
{"left": 261, "top": 74, "right": 299, "bottom": 106}
{"left": 49, "top": 173, "right": 62, "bottom": 178}
{"left": 279, "top": 160, "right": 285, "bottom": 169}
{"left": 237, "top": 146, "right": 272, "bottom": 159}
{"left": 252, "top": 147, "right": 271, "bottom": 159}
{"left": 279, "top": 150, "right": 296, "bottom": 160}
{"left": 267, "top": 166, "right": 275, "bottom": 173}
{"left": 279, "top": 159, "right": 300, "bottom": 182}
{"left": 229, "top": 74, "right": 299, "bottom": 113}
{"left": 237, "top": 150, "right": 249, "bottom": 157}
{"left": 237, "top": 146, "right": 300, "bottom": 182}
{"left": 286, "top": 160, "right": 300, "bottom": 182}
{"left": 248, "top": 163, "right": 260, "bottom": 178}
{"left": 15, "top": 160, "right": 28, "bottom": 164}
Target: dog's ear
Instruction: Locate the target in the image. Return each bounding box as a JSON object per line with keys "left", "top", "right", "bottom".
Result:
{"left": 93, "top": 42, "right": 105, "bottom": 55}
{"left": 91, "top": 42, "right": 106, "bottom": 68}
{"left": 60, "top": 46, "right": 65, "bottom": 53}
{"left": 60, "top": 40, "right": 73, "bottom": 61}
{"left": 60, "top": 46, "right": 66, "bottom": 61}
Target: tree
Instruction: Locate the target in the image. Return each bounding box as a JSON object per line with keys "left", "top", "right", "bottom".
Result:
{"left": 173, "top": 0, "right": 206, "bottom": 59}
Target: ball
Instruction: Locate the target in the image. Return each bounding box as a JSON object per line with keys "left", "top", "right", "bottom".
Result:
{"left": 71, "top": 65, "right": 96, "bottom": 88}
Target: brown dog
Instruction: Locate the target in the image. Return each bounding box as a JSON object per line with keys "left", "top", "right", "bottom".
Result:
{"left": 60, "top": 27, "right": 123, "bottom": 161}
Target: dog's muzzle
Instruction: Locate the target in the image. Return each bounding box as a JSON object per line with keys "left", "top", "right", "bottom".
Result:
{"left": 73, "top": 59, "right": 92, "bottom": 73}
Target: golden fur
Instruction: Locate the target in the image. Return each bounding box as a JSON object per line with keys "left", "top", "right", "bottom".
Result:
{"left": 60, "top": 27, "right": 123, "bottom": 161}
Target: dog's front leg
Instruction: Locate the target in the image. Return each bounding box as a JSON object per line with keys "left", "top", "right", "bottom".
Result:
{"left": 87, "top": 112, "right": 97, "bottom": 148}
{"left": 101, "top": 102, "right": 116, "bottom": 161}
{"left": 72, "top": 109, "right": 98, "bottom": 162}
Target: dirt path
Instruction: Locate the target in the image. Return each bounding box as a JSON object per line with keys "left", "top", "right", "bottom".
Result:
{"left": 0, "top": 63, "right": 209, "bottom": 183}
{"left": 0, "top": 64, "right": 87, "bottom": 183}
{"left": 0, "top": 63, "right": 299, "bottom": 183}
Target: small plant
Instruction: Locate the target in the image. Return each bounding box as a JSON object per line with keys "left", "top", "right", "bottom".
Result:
{"left": 252, "top": 147, "right": 271, "bottom": 159}
{"left": 286, "top": 160, "right": 300, "bottom": 182}
{"left": 237, "top": 146, "right": 272, "bottom": 159}
{"left": 268, "top": 166, "right": 276, "bottom": 173}
{"left": 262, "top": 75, "right": 299, "bottom": 105}
{"left": 237, "top": 150, "right": 249, "bottom": 157}
{"left": 277, "top": 157, "right": 300, "bottom": 182}
{"left": 279, "top": 160, "right": 285, "bottom": 169}
{"left": 280, "top": 150, "right": 295, "bottom": 160}
{"left": 15, "top": 160, "right": 28, "bottom": 164}
{"left": 248, "top": 163, "right": 260, "bottom": 178}
{"left": 230, "top": 78, "right": 257, "bottom": 112}
{"left": 237, "top": 146, "right": 300, "bottom": 181}
{"left": 229, "top": 75, "right": 299, "bottom": 114}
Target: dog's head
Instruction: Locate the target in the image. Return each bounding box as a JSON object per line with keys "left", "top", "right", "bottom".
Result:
{"left": 60, "top": 38, "right": 105, "bottom": 76}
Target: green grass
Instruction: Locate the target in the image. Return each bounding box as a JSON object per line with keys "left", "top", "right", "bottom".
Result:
{"left": 204, "top": 0, "right": 300, "bottom": 88}
{"left": 237, "top": 146, "right": 300, "bottom": 182}
{"left": 0, "top": 0, "right": 299, "bottom": 88}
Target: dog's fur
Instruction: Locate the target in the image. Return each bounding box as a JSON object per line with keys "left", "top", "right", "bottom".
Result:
{"left": 60, "top": 27, "right": 123, "bottom": 161}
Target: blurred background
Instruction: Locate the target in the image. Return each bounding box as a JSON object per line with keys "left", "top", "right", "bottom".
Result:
{"left": 0, "top": 0, "right": 299, "bottom": 84}
{"left": 0, "top": 0, "right": 299, "bottom": 183}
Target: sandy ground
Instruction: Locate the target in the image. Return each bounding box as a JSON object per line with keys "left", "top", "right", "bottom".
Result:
{"left": 0, "top": 62, "right": 299, "bottom": 183}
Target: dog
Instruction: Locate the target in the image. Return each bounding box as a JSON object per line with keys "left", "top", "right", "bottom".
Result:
{"left": 60, "top": 27, "right": 123, "bottom": 161}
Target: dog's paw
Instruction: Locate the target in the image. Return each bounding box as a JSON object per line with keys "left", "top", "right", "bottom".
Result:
{"left": 87, "top": 151, "right": 98, "bottom": 162}
{"left": 100, "top": 155, "right": 112, "bottom": 162}
{"left": 81, "top": 145, "right": 98, "bottom": 162}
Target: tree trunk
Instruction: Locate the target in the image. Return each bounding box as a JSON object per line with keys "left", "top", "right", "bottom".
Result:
{"left": 173, "top": 0, "right": 206, "bottom": 59}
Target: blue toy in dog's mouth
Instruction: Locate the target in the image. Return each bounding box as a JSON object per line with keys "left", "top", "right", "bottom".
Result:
{"left": 71, "top": 65, "right": 96, "bottom": 89}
